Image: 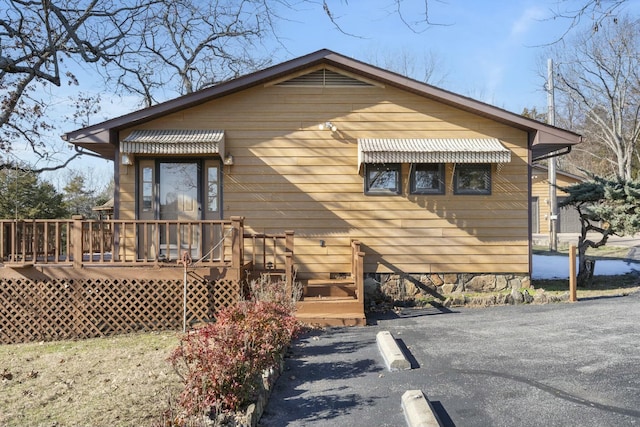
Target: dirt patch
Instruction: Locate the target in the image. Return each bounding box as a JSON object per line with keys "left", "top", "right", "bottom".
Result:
{"left": 0, "top": 331, "right": 181, "bottom": 427}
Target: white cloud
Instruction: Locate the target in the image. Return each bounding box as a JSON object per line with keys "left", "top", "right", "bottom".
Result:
{"left": 510, "top": 6, "right": 546, "bottom": 38}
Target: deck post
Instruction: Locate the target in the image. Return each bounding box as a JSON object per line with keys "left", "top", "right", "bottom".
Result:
{"left": 285, "top": 230, "right": 295, "bottom": 297}
{"left": 71, "top": 215, "right": 84, "bottom": 269}
{"left": 230, "top": 216, "right": 244, "bottom": 273}
{"left": 351, "top": 240, "right": 361, "bottom": 278}
{"left": 355, "top": 250, "right": 365, "bottom": 304}
{"left": 351, "top": 240, "right": 365, "bottom": 305}
{"left": 285, "top": 230, "right": 294, "bottom": 254}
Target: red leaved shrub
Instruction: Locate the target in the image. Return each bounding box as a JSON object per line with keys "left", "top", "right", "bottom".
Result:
{"left": 168, "top": 299, "right": 301, "bottom": 418}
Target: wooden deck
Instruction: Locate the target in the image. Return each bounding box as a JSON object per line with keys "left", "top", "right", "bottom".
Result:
{"left": 0, "top": 217, "right": 365, "bottom": 328}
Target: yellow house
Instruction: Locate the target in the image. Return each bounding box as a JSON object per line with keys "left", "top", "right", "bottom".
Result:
{"left": 63, "top": 49, "right": 581, "bottom": 301}
{"left": 531, "top": 165, "right": 585, "bottom": 234}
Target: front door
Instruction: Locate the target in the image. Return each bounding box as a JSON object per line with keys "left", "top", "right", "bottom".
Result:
{"left": 160, "top": 162, "right": 199, "bottom": 259}
{"left": 138, "top": 159, "right": 221, "bottom": 261}
{"left": 159, "top": 162, "right": 199, "bottom": 222}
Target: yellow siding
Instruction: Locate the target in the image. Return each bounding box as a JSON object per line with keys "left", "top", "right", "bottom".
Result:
{"left": 119, "top": 166, "right": 135, "bottom": 220}
{"left": 118, "top": 83, "right": 531, "bottom": 278}
{"left": 531, "top": 166, "right": 583, "bottom": 234}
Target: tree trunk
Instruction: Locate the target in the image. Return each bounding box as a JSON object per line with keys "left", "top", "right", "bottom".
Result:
{"left": 577, "top": 240, "right": 595, "bottom": 287}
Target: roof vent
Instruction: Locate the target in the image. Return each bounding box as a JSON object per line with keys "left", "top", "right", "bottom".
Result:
{"left": 277, "top": 69, "right": 373, "bottom": 87}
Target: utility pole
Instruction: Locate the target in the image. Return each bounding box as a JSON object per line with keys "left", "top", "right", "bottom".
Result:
{"left": 547, "top": 58, "right": 558, "bottom": 251}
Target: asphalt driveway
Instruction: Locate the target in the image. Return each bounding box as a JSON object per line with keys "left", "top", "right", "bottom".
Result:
{"left": 259, "top": 293, "right": 640, "bottom": 426}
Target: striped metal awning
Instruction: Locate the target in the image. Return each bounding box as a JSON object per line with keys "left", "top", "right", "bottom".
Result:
{"left": 358, "top": 138, "right": 511, "bottom": 169}
{"left": 121, "top": 129, "right": 225, "bottom": 155}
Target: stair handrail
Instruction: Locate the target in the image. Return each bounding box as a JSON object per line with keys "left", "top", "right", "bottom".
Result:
{"left": 351, "top": 240, "right": 365, "bottom": 304}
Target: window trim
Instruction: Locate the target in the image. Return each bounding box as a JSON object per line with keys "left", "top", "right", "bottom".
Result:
{"left": 364, "top": 163, "right": 401, "bottom": 195}
{"left": 453, "top": 163, "right": 492, "bottom": 195}
{"left": 410, "top": 163, "right": 445, "bottom": 195}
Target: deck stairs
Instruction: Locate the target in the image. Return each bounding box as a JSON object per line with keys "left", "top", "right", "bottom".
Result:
{"left": 246, "top": 236, "right": 366, "bottom": 327}
{"left": 295, "top": 277, "right": 366, "bottom": 326}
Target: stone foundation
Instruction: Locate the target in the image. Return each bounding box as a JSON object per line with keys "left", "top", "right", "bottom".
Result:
{"left": 364, "top": 272, "right": 532, "bottom": 308}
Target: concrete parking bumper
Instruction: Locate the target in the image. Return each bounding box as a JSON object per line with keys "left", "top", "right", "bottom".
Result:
{"left": 401, "top": 390, "right": 441, "bottom": 427}
{"left": 376, "top": 330, "right": 410, "bottom": 371}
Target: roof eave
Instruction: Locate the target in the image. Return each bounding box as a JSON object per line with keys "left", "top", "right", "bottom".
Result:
{"left": 530, "top": 128, "right": 582, "bottom": 162}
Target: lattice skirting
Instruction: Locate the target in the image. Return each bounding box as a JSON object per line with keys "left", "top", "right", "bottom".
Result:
{"left": 0, "top": 277, "right": 240, "bottom": 344}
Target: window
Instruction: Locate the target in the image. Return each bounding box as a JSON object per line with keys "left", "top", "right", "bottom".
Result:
{"left": 410, "top": 164, "right": 445, "bottom": 194}
{"left": 364, "top": 164, "right": 401, "bottom": 194}
{"left": 142, "top": 166, "right": 153, "bottom": 211}
{"left": 454, "top": 164, "right": 491, "bottom": 194}
{"left": 207, "top": 166, "right": 219, "bottom": 212}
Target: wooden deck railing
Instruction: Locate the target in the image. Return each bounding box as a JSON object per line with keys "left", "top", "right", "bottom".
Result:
{"left": 244, "top": 231, "right": 294, "bottom": 272}
{"left": 243, "top": 230, "right": 295, "bottom": 296}
{"left": 0, "top": 216, "right": 248, "bottom": 268}
{"left": 0, "top": 216, "right": 298, "bottom": 294}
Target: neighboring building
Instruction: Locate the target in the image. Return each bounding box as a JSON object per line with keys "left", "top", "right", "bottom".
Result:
{"left": 92, "top": 197, "right": 114, "bottom": 220}
{"left": 531, "top": 165, "right": 585, "bottom": 234}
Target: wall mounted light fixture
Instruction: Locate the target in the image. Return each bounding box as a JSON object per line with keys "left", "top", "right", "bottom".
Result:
{"left": 223, "top": 153, "right": 234, "bottom": 166}
{"left": 318, "top": 121, "right": 338, "bottom": 132}
{"left": 121, "top": 153, "right": 134, "bottom": 166}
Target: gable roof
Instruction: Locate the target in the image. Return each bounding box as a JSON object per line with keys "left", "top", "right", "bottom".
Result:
{"left": 62, "top": 49, "right": 581, "bottom": 161}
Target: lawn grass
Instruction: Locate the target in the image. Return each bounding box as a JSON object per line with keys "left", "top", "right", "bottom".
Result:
{"left": 0, "top": 331, "right": 182, "bottom": 427}
{"left": 533, "top": 244, "right": 640, "bottom": 298}
{"left": 533, "top": 273, "right": 640, "bottom": 299}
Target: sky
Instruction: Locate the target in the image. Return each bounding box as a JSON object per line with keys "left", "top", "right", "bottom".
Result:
{"left": 269, "top": 0, "right": 638, "bottom": 113}
{"left": 17, "top": 0, "right": 640, "bottom": 186}
{"left": 272, "top": 0, "right": 555, "bottom": 113}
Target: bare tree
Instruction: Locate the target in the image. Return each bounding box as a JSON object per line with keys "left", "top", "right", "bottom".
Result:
{"left": 109, "top": 0, "right": 447, "bottom": 107}
{"left": 0, "top": 0, "right": 154, "bottom": 170}
{"left": 363, "top": 46, "right": 449, "bottom": 86}
{"left": 105, "top": 0, "right": 282, "bottom": 107}
{"left": 322, "top": 0, "right": 445, "bottom": 34}
{"left": 551, "top": 14, "right": 640, "bottom": 180}
{"left": 550, "top": 0, "right": 630, "bottom": 41}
